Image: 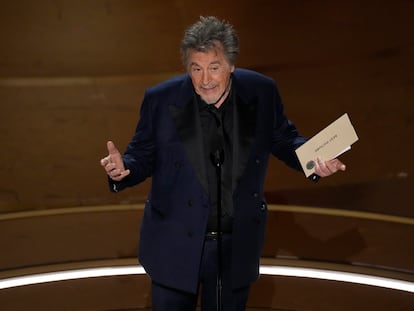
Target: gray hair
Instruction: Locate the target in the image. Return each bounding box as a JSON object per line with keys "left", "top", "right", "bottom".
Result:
{"left": 181, "top": 16, "right": 239, "bottom": 68}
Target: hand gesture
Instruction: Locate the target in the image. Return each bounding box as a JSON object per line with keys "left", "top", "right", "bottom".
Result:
{"left": 100, "top": 141, "right": 130, "bottom": 181}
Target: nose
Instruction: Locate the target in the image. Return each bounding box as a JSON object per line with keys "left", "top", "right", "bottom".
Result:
{"left": 201, "top": 70, "right": 211, "bottom": 85}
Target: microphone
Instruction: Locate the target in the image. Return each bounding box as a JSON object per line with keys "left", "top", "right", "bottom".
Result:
{"left": 210, "top": 149, "right": 225, "bottom": 167}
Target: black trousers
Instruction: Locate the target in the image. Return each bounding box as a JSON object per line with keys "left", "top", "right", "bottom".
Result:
{"left": 151, "top": 234, "right": 250, "bottom": 311}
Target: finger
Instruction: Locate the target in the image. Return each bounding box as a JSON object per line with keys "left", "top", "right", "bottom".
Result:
{"left": 327, "top": 158, "right": 346, "bottom": 172}
{"left": 107, "top": 141, "right": 119, "bottom": 156}
{"left": 315, "top": 157, "right": 330, "bottom": 177}
{"left": 101, "top": 155, "right": 113, "bottom": 165}
{"left": 108, "top": 167, "right": 127, "bottom": 177}
{"left": 317, "top": 157, "right": 329, "bottom": 172}
{"left": 325, "top": 161, "right": 338, "bottom": 174}
{"left": 109, "top": 169, "right": 130, "bottom": 181}
{"left": 336, "top": 160, "right": 346, "bottom": 171}
{"left": 105, "top": 162, "right": 118, "bottom": 174}
{"left": 108, "top": 167, "right": 121, "bottom": 178}
{"left": 111, "top": 176, "right": 125, "bottom": 182}
{"left": 100, "top": 156, "right": 110, "bottom": 167}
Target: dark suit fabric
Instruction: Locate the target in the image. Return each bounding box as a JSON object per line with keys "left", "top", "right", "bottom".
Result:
{"left": 110, "top": 68, "right": 307, "bottom": 294}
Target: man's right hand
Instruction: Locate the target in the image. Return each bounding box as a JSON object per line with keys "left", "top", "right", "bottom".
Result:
{"left": 100, "top": 141, "right": 130, "bottom": 181}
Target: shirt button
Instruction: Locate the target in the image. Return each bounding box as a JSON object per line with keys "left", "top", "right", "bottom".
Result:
{"left": 255, "top": 158, "right": 261, "bottom": 164}
{"left": 252, "top": 192, "right": 259, "bottom": 198}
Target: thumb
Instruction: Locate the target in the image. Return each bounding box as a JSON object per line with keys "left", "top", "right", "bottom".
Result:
{"left": 107, "top": 141, "right": 119, "bottom": 155}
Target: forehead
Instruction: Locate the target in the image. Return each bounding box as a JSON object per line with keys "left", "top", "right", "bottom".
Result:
{"left": 188, "top": 48, "right": 228, "bottom": 66}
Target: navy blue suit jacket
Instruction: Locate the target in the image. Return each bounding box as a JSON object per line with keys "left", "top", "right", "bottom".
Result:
{"left": 110, "top": 68, "right": 309, "bottom": 293}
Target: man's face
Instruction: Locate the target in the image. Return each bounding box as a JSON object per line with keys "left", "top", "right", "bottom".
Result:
{"left": 187, "top": 44, "right": 234, "bottom": 105}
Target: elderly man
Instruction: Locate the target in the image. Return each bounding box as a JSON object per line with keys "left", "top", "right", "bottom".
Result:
{"left": 100, "top": 16, "right": 345, "bottom": 311}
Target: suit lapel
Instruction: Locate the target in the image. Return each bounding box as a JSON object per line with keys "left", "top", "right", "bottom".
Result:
{"left": 168, "top": 73, "right": 257, "bottom": 194}
{"left": 168, "top": 77, "right": 208, "bottom": 193}
{"left": 232, "top": 77, "right": 257, "bottom": 191}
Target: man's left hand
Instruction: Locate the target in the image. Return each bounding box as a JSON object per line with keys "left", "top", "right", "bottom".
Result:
{"left": 314, "top": 157, "right": 346, "bottom": 177}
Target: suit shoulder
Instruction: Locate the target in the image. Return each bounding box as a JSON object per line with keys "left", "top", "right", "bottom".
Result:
{"left": 233, "top": 68, "right": 278, "bottom": 97}
{"left": 146, "top": 73, "right": 189, "bottom": 96}
{"left": 233, "top": 68, "right": 275, "bottom": 86}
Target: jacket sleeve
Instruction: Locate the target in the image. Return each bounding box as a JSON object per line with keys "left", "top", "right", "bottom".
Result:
{"left": 269, "top": 81, "right": 320, "bottom": 182}
{"left": 109, "top": 90, "right": 156, "bottom": 192}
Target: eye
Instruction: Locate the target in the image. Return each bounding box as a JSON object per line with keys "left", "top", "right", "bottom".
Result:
{"left": 191, "top": 67, "right": 202, "bottom": 74}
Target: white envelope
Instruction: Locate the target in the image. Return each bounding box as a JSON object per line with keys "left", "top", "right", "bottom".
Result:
{"left": 295, "top": 113, "right": 359, "bottom": 177}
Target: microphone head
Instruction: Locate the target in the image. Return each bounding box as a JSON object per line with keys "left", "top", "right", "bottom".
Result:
{"left": 210, "top": 149, "right": 225, "bottom": 166}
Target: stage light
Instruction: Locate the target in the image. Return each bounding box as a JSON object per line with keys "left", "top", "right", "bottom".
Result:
{"left": 1, "top": 265, "right": 413, "bottom": 293}
{"left": 259, "top": 265, "right": 414, "bottom": 293}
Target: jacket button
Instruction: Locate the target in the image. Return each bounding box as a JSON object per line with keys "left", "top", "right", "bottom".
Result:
{"left": 252, "top": 192, "right": 259, "bottom": 198}
{"left": 255, "top": 158, "right": 261, "bottom": 164}
{"left": 261, "top": 202, "right": 266, "bottom": 210}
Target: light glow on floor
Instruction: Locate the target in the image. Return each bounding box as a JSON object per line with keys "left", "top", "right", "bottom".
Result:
{"left": 1, "top": 265, "right": 413, "bottom": 293}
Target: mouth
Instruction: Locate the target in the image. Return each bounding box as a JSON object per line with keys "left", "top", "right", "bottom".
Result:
{"left": 201, "top": 85, "right": 218, "bottom": 92}
{"left": 200, "top": 85, "right": 221, "bottom": 99}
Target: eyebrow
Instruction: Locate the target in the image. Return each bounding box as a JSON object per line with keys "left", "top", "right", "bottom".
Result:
{"left": 190, "top": 61, "right": 222, "bottom": 67}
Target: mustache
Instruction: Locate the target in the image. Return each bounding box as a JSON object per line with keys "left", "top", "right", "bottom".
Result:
{"left": 200, "top": 82, "right": 218, "bottom": 88}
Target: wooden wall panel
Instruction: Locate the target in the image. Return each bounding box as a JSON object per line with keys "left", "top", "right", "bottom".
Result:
{"left": 1, "top": 0, "right": 413, "bottom": 212}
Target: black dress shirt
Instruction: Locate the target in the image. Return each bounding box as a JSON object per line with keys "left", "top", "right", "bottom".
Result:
{"left": 196, "top": 90, "right": 234, "bottom": 233}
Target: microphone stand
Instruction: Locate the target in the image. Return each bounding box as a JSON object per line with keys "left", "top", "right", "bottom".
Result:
{"left": 210, "top": 149, "right": 224, "bottom": 311}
